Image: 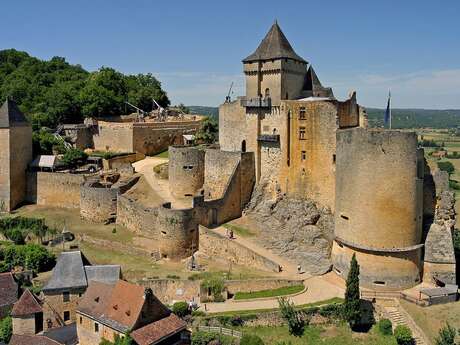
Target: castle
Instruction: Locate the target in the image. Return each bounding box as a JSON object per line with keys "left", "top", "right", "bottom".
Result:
{"left": 0, "top": 22, "right": 456, "bottom": 292}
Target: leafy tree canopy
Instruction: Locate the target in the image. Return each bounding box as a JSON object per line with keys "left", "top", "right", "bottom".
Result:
{"left": 0, "top": 49, "right": 170, "bottom": 128}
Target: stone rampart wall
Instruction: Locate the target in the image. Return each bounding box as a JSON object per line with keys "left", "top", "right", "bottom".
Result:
{"left": 137, "top": 279, "right": 201, "bottom": 304}
{"left": 102, "top": 152, "right": 145, "bottom": 170}
{"left": 169, "top": 146, "right": 205, "bottom": 198}
{"left": 26, "top": 172, "right": 85, "bottom": 208}
{"left": 80, "top": 184, "right": 119, "bottom": 223}
{"left": 199, "top": 226, "right": 280, "bottom": 272}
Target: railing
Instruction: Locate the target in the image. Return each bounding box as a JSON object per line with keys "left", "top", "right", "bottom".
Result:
{"left": 197, "top": 326, "right": 242, "bottom": 338}
{"left": 258, "top": 134, "right": 280, "bottom": 143}
{"left": 241, "top": 97, "right": 271, "bottom": 108}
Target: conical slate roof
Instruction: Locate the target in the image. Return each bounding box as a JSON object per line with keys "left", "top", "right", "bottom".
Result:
{"left": 243, "top": 22, "right": 307, "bottom": 64}
{"left": 0, "top": 98, "right": 29, "bottom": 128}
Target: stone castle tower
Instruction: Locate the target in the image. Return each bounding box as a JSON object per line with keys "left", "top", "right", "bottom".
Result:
{"left": 0, "top": 99, "right": 32, "bottom": 212}
{"left": 242, "top": 21, "right": 333, "bottom": 106}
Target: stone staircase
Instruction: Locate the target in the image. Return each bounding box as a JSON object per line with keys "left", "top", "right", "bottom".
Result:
{"left": 382, "top": 303, "right": 429, "bottom": 345}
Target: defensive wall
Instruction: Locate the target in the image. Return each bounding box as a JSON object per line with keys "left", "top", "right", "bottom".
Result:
{"left": 79, "top": 174, "right": 139, "bottom": 223}
{"left": 102, "top": 152, "right": 145, "bottom": 171}
{"left": 168, "top": 146, "right": 205, "bottom": 198}
{"left": 93, "top": 119, "right": 202, "bottom": 155}
{"left": 332, "top": 128, "right": 424, "bottom": 290}
{"left": 26, "top": 171, "right": 86, "bottom": 209}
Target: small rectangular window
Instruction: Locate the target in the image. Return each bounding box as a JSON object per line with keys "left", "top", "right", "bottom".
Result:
{"left": 79, "top": 317, "right": 83, "bottom": 324}
{"left": 64, "top": 311, "right": 70, "bottom": 322}
{"left": 63, "top": 291, "right": 70, "bottom": 302}
{"left": 299, "top": 107, "right": 306, "bottom": 120}
{"left": 340, "top": 215, "right": 349, "bottom": 220}
{"left": 299, "top": 127, "right": 306, "bottom": 140}
{"left": 333, "top": 154, "right": 336, "bottom": 164}
{"left": 95, "top": 322, "right": 99, "bottom": 333}
{"left": 301, "top": 151, "right": 307, "bottom": 161}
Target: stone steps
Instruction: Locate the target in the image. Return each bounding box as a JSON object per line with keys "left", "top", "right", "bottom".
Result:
{"left": 383, "top": 305, "right": 427, "bottom": 345}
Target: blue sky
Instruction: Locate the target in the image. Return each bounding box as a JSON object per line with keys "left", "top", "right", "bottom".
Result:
{"left": 1, "top": 0, "right": 460, "bottom": 108}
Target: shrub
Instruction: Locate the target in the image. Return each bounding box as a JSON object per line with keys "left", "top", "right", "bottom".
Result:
{"left": 172, "top": 301, "right": 189, "bottom": 317}
{"left": 191, "top": 331, "right": 220, "bottom": 345}
{"left": 0, "top": 316, "right": 12, "bottom": 343}
{"left": 240, "top": 334, "right": 264, "bottom": 345}
{"left": 191, "top": 310, "right": 206, "bottom": 317}
{"left": 2, "top": 243, "right": 55, "bottom": 273}
{"left": 438, "top": 161, "right": 455, "bottom": 175}
{"left": 318, "top": 303, "right": 343, "bottom": 319}
{"left": 435, "top": 322, "right": 456, "bottom": 345}
{"left": 61, "top": 148, "right": 88, "bottom": 167}
{"left": 201, "top": 278, "right": 225, "bottom": 301}
{"left": 378, "top": 318, "right": 393, "bottom": 335}
{"left": 278, "top": 297, "right": 305, "bottom": 337}
{"left": 394, "top": 325, "right": 413, "bottom": 345}
{"left": 166, "top": 274, "right": 180, "bottom": 279}
{"left": 112, "top": 228, "right": 117, "bottom": 234}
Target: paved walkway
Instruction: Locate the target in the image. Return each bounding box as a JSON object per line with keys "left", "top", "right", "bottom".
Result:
{"left": 133, "top": 157, "right": 191, "bottom": 208}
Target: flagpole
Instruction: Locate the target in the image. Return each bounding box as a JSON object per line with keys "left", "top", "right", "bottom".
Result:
{"left": 389, "top": 90, "right": 392, "bottom": 129}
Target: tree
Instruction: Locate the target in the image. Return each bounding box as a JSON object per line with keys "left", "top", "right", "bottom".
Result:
{"left": 99, "top": 334, "right": 133, "bottom": 345}
{"left": 344, "top": 253, "right": 361, "bottom": 329}
{"left": 394, "top": 325, "right": 413, "bottom": 345}
{"left": 240, "top": 334, "right": 264, "bottom": 345}
{"left": 195, "top": 117, "right": 218, "bottom": 144}
{"left": 125, "top": 74, "right": 170, "bottom": 111}
{"left": 278, "top": 297, "right": 305, "bottom": 336}
{"left": 377, "top": 318, "right": 393, "bottom": 335}
{"left": 0, "top": 316, "right": 12, "bottom": 343}
{"left": 172, "top": 301, "right": 189, "bottom": 317}
{"left": 438, "top": 161, "right": 455, "bottom": 175}
{"left": 435, "top": 322, "right": 456, "bottom": 345}
{"left": 61, "top": 148, "right": 88, "bottom": 168}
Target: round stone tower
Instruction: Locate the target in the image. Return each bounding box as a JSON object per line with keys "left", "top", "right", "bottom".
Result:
{"left": 168, "top": 146, "right": 205, "bottom": 198}
{"left": 331, "top": 128, "right": 424, "bottom": 290}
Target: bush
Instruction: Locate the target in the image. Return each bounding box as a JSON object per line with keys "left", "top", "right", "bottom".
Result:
{"left": 201, "top": 278, "right": 225, "bottom": 302}
{"left": 166, "top": 274, "right": 180, "bottom": 279}
{"left": 378, "top": 318, "right": 393, "bottom": 335}
{"left": 191, "top": 310, "right": 206, "bottom": 317}
{"left": 240, "top": 334, "right": 264, "bottom": 345}
{"left": 435, "top": 322, "right": 456, "bottom": 345}
{"left": 2, "top": 243, "right": 55, "bottom": 273}
{"left": 318, "top": 303, "right": 343, "bottom": 319}
{"left": 172, "top": 301, "right": 189, "bottom": 317}
{"left": 438, "top": 161, "right": 455, "bottom": 175}
{"left": 61, "top": 148, "right": 88, "bottom": 168}
{"left": 278, "top": 297, "right": 305, "bottom": 337}
{"left": 0, "top": 317, "right": 12, "bottom": 343}
{"left": 394, "top": 325, "right": 413, "bottom": 345}
{"left": 191, "top": 331, "right": 220, "bottom": 345}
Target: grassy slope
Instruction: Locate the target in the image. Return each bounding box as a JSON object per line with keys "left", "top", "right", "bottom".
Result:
{"left": 234, "top": 284, "right": 304, "bottom": 300}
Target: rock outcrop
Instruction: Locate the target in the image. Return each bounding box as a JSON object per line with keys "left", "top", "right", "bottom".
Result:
{"left": 245, "top": 178, "right": 334, "bottom": 275}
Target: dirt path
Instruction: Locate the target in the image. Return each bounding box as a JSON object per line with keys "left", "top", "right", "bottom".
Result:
{"left": 133, "top": 157, "right": 191, "bottom": 208}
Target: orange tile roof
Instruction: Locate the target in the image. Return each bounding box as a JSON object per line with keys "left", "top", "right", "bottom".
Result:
{"left": 131, "top": 314, "right": 187, "bottom": 345}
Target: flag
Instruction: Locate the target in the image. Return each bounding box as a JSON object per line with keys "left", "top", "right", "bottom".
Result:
{"left": 384, "top": 90, "right": 391, "bottom": 128}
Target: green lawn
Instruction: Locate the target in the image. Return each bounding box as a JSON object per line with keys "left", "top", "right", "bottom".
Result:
{"left": 154, "top": 149, "right": 169, "bottom": 158}
{"left": 234, "top": 284, "right": 304, "bottom": 300}
{"left": 244, "top": 324, "right": 397, "bottom": 345}
{"left": 222, "top": 223, "right": 255, "bottom": 238}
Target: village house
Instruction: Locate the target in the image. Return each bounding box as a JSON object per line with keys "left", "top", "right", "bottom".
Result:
{"left": 0, "top": 272, "right": 18, "bottom": 318}
{"left": 76, "top": 280, "right": 190, "bottom": 345}
{"left": 42, "top": 251, "right": 121, "bottom": 330}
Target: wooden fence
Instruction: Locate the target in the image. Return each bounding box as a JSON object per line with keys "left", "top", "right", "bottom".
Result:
{"left": 197, "top": 326, "right": 243, "bottom": 338}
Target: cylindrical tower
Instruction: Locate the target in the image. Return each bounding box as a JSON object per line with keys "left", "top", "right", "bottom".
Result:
{"left": 168, "top": 146, "right": 205, "bottom": 198}
{"left": 331, "top": 128, "right": 424, "bottom": 290}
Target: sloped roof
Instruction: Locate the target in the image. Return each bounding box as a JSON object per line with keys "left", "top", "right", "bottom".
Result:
{"left": 44, "top": 322, "right": 78, "bottom": 345}
{"left": 84, "top": 265, "right": 121, "bottom": 285}
{"left": 0, "top": 98, "right": 29, "bottom": 128}
{"left": 304, "top": 66, "right": 324, "bottom": 91}
{"left": 77, "top": 280, "right": 170, "bottom": 333}
{"left": 11, "top": 289, "right": 42, "bottom": 316}
{"left": 9, "top": 335, "right": 61, "bottom": 345}
{"left": 131, "top": 314, "right": 187, "bottom": 345}
{"left": 43, "top": 251, "right": 88, "bottom": 291}
{"left": 243, "top": 22, "right": 306, "bottom": 63}
{"left": 30, "top": 155, "right": 58, "bottom": 169}
{"left": 0, "top": 272, "right": 18, "bottom": 307}
{"left": 43, "top": 251, "right": 121, "bottom": 292}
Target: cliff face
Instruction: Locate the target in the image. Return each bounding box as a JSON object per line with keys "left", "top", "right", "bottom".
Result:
{"left": 245, "top": 178, "right": 334, "bottom": 275}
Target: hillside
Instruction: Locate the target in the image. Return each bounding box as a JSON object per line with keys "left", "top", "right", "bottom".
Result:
{"left": 189, "top": 105, "right": 460, "bottom": 129}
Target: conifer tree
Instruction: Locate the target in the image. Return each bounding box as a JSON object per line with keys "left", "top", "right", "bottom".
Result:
{"left": 344, "top": 253, "right": 361, "bottom": 329}
{"left": 435, "top": 322, "right": 456, "bottom": 345}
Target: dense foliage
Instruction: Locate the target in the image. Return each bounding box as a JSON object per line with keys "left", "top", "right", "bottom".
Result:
{"left": 191, "top": 331, "right": 234, "bottom": 345}
{"left": 0, "top": 316, "right": 12, "bottom": 343}
{"left": 195, "top": 116, "right": 219, "bottom": 144}
{"left": 172, "top": 301, "right": 189, "bottom": 317}
{"left": 0, "top": 243, "right": 55, "bottom": 273}
{"left": 344, "top": 253, "right": 361, "bottom": 329}
{"left": 377, "top": 319, "right": 393, "bottom": 336}
{"left": 201, "top": 277, "right": 225, "bottom": 302}
{"left": 394, "top": 325, "right": 413, "bottom": 345}
{"left": 0, "top": 49, "right": 170, "bottom": 130}
{"left": 435, "top": 322, "right": 456, "bottom": 345}
{"left": 437, "top": 161, "right": 455, "bottom": 175}
{"left": 278, "top": 297, "right": 305, "bottom": 337}
{"left": 61, "top": 148, "right": 88, "bottom": 168}
{"left": 0, "top": 216, "right": 55, "bottom": 244}
{"left": 99, "top": 335, "right": 133, "bottom": 345}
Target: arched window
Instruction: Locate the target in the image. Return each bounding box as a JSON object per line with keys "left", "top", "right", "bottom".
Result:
{"left": 265, "top": 88, "right": 270, "bottom": 98}
{"left": 241, "top": 140, "right": 246, "bottom": 153}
